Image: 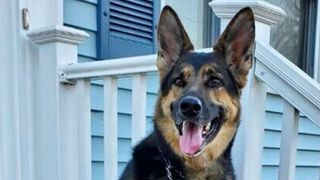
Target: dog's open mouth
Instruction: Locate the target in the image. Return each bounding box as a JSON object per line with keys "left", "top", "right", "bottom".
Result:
{"left": 177, "top": 117, "right": 220, "bottom": 156}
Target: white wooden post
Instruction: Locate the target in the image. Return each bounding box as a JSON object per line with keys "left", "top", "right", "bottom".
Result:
{"left": 28, "top": 26, "right": 90, "bottom": 180}
{"left": 131, "top": 74, "right": 147, "bottom": 146}
{"left": 0, "top": 1, "right": 23, "bottom": 180}
{"left": 1, "top": 0, "right": 75, "bottom": 179}
{"left": 278, "top": 101, "right": 299, "bottom": 180}
{"left": 104, "top": 77, "right": 118, "bottom": 180}
{"left": 210, "top": 1, "right": 285, "bottom": 180}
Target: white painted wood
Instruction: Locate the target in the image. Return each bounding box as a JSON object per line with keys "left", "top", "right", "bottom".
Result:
{"left": 28, "top": 25, "right": 89, "bottom": 45}
{"left": 59, "top": 69, "right": 83, "bottom": 180}
{"left": 131, "top": 74, "right": 147, "bottom": 146}
{"left": 255, "top": 41, "right": 320, "bottom": 125}
{"left": 104, "top": 77, "right": 118, "bottom": 180}
{"left": 0, "top": 35, "right": 21, "bottom": 180}
{"left": 0, "top": 0, "right": 30, "bottom": 179}
{"left": 28, "top": 26, "right": 88, "bottom": 180}
{"left": 61, "top": 48, "right": 211, "bottom": 81}
{"left": 314, "top": 1, "right": 320, "bottom": 82}
{"left": 76, "top": 80, "right": 92, "bottom": 180}
{"left": 27, "top": 0, "right": 63, "bottom": 29}
{"left": 209, "top": 0, "right": 286, "bottom": 25}
{"left": 210, "top": 0, "right": 285, "bottom": 44}
{"left": 63, "top": 55, "right": 157, "bottom": 81}
{"left": 235, "top": 68, "right": 267, "bottom": 180}
{"left": 33, "top": 43, "right": 66, "bottom": 180}
{"left": 278, "top": 101, "right": 299, "bottom": 180}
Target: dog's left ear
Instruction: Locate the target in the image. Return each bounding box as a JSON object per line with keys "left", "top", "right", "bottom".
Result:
{"left": 214, "top": 7, "right": 255, "bottom": 89}
{"left": 157, "top": 6, "right": 194, "bottom": 79}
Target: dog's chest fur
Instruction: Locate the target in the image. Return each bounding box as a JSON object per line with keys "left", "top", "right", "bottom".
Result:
{"left": 184, "top": 160, "right": 233, "bottom": 180}
{"left": 128, "top": 131, "right": 235, "bottom": 180}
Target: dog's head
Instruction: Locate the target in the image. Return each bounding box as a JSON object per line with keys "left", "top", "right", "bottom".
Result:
{"left": 155, "top": 6, "right": 255, "bottom": 166}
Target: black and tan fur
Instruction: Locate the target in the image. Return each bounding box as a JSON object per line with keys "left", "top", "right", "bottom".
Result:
{"left": 120, "top": 6, "right": 255, "bottom": 180}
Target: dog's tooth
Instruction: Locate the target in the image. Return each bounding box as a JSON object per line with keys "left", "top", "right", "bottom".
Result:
{"left": 204, "top": 122, "right": 211, "bottom": 131}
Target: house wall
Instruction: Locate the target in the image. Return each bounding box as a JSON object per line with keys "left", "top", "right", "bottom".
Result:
{"left": 165, "top": 0, "right": 205, "bottom": 49}
{"left": 89, "top": 75, "right": 159, "bottom": 179}
{"left": 263, "top": 93, "right": 320, "bottom": 179}
{"left": 63, "top": 0, "right": 320, "bottom": 179}
{"left": 64, "top": 0, "right": 97, "bottom": 60}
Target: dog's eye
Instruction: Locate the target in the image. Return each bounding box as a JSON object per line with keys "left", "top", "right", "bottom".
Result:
{"left": 173, "top": 77, "right": 185, "bottom": 87}
{"left": 206, "top": 78, "right": 223, "bottom": 88}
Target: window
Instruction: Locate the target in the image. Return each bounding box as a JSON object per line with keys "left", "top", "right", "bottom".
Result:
{"left": 97, "top": 0, "right": 160, "bottom": 59}
{"left": 266, "top": 0, "right": 318, "bottom": 76}
{"left": 203, "top": 0, "right": 221, "bottom": 48}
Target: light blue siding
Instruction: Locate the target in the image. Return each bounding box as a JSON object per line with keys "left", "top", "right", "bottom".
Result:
{"left": 64, "top": 0, "right": 97, "bottom": 31}
{"left": 90, "top": 76, "right": 159, "bottom": 177}
{"left": 78, "top": 31, "right": 97, "bottom": 57}
{"left": 92, "top": 162, "right": 104, "bottom": 180}
{"left": 64, "top": 0, "right": 97, "bottom": 58}
{"left": 262, "top": 94, "right": 320, "bottom": 180}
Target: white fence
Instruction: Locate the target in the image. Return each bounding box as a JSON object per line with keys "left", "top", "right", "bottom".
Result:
{"left": 62, "top": 54, "right": 157, "bottom": 180}
{"left": 255, "top": 42, "right": 320, "bottom": 180}
{"left": 59, "top": 41, "right": 320, "bottom": 180}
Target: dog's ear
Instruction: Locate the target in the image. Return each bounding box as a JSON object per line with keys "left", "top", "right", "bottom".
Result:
{"left": 214, "top": 7, "right": 255, "bottom": 89}
{"left": 157, "top": 6, "right": 194, "bottom": 78}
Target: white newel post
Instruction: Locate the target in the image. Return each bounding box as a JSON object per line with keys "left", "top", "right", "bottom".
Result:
{"left": 209, "top": 1, "right": 285, "bottom": 180}
{"left": 27, "top": 26, "right": 90, "bottom": 180}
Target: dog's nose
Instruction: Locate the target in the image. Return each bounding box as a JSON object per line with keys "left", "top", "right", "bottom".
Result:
{"left": 179, "top": 96, "right": 202, "bottom": 118}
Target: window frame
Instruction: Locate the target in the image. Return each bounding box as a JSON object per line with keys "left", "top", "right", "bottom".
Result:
{"left": 314, "top": 0, "right": 320, "bottom": 81}
{"left": 202, "top": 0, "right": 220, "bottom": 48}
{"left": 300, "top": 0, "right": 318, "bottom": 77}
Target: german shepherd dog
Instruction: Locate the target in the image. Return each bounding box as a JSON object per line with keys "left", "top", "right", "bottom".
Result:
{"left": 120, "top": 6, "right": 255, "bottom": 180}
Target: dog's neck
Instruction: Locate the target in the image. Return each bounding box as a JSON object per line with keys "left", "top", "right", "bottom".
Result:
{"left": 158, "top": 145, "right": 185, "bottom": 180}
{"left": 184, "top": 154, "right": 234, "bottom": 179}
{"left": 155, "top": 125, "right": 235, "bottom": 180}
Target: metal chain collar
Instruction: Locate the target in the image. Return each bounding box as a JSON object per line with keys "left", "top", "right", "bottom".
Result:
{"left": 158, "top": 147, "right": 185, "bottom": 180}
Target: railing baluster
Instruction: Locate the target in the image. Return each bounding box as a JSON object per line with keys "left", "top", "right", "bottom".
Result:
{"left": 76, "top": 80, "right": 92, "bottom": 180}
{"left": 131, "top": 74, "right": 147, "bottom": 146}
{"left": 104, "top": 77, "right": 118, "bottom": 180}
{"left": 278, "top": 101, "right": 299, "bottom": 180}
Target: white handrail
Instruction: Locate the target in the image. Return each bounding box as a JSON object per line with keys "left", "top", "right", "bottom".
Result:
{"left": 60, "top": 48, "right": 212, "bottom": 81}
{"left": 61, "top": 54, "right": 157, "bottom": 81}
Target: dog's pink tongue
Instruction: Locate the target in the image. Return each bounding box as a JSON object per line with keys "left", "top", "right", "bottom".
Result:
{"left": 179, "top": 122, "right": 203, "bottom": 155}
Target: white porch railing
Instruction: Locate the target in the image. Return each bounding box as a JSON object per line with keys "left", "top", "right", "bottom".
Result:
{"left": 59, "top": 41, "right": 320, "bottom": 180}
{"left": 255, "top": 41, "right": 320, "bottom": 180}
{"left": 62, "top": 55, "right": 157, "bottom": 180}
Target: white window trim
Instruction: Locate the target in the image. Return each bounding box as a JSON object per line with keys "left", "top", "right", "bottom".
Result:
{"left": 314, "top": 0, "right": 320, "bottom": 82}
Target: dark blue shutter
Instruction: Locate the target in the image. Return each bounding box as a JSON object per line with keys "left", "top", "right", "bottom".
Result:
{"left": 97, "top": 0, "right": 160, "bottom": 59}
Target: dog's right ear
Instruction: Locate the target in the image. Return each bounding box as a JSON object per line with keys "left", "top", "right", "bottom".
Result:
{"left": 214, "top": 7, "right": 255, "bottom": 89}
{"left": 157, "top": 6, "right": 194, "bottom": 79}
